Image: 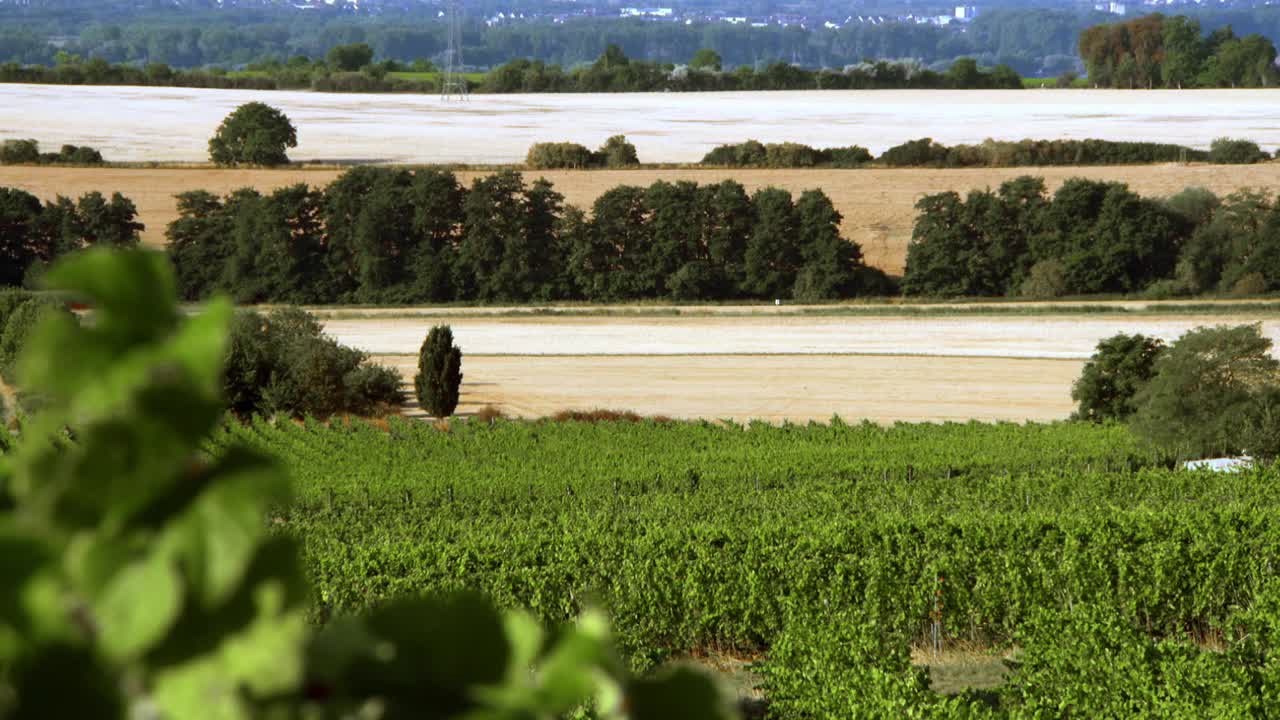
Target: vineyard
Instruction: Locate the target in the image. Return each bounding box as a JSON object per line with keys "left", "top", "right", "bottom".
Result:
{"left": 216, "top": 416, "right": 1280, "bottom": 716}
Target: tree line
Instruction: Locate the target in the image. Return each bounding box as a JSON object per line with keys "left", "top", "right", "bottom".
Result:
{"left": 483, "top": 52, "right": 1022, "bottom": 93}
{"left": 165, "top": 167, "right": 892, "bottom": 305}
{"left": 700, "top": 137, "right": 1273, "bottom": 169}
{"left": 0, "top": 187, "right": 143, "bottom": 287}
{"left": 0, "top": 8, "right": 1098, "bottom": 76}
{"left": 0, "top": 44, "right": 1024, "bottom": 94}
{"left": 0, "top": 139, "right": 104, "bottom": 166}
{"left": 901, "top": 177, "right": 1280, "bottom": 298}
{"left": 1080, "top": 14, "right": 1279, "bottom": 88}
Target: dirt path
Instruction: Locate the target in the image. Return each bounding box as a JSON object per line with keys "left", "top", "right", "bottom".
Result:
{"left": 7, "top": 163, "right": 1280, "bottom": 275}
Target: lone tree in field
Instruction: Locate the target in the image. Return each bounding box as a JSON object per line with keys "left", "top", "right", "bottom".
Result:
{"left": 1072, "top": 333, "right": 1166, "bottom": 422}
{"left": 208, "top": 102, "right": 297, "bottom": 167}
{"left": 416, "top": 325, "right": 463, "bottom": 417}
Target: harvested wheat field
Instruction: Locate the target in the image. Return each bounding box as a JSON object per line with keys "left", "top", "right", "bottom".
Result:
{"left": 336, "top": 312, "right": 1277, "bottom": 422}
{"left": 7, "top": 163, "right": 1280, "bottom": 274}
{"left": 372, "top": 354, "right": 1083, "bottom": 423}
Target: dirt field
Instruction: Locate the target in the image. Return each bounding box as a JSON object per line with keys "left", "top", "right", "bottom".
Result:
{"left": 7, "top": 163, "right": 1280, "bottom": 274}
{"left": 372, "top": 354, "right": 1083, "bottom": 423}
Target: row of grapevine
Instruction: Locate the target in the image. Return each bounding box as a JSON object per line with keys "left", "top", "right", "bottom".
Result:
{"left": 215, "top": 416, "right": 1280, "bottom": 714}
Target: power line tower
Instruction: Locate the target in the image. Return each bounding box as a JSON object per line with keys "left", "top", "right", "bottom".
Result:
{"left": 441, "top": 0, "right": 469, "bottom": 101}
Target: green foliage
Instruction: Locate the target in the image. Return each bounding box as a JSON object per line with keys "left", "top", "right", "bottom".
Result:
{"left": 1072, "top": 333, "right": 1166, "bottom": 422}
{"left": 0, "top": 247, "right": 737, "bottom": 720}
{"left": 1004, "top": 603, "right": 1264, "bottom": 717}
{"left": 0, "top": 295, "right": 71, "bottom": 381}
{"left": 1017, "top": 259, "right": 1067, "bottom": 298}
{"left": 881, "top": 136, "right": 1210, "bottom": 168}
{"left": 0, "top": 139, "right": 38, "bottom": 164}
{"left": 415, "top": 324, "right": 462, "bottom": 418}
{"left": 701, "top": 140, "right": 871, "bottom": 168}
{"left": 208, "top": 102, "right": 297, "bottom": 167}
{"left": 526, "top": 136, "right": 639, "bottom": 169}
{"left": 689, "top": 48, "right": 722, "bottom": 71}
{"left": 526, "top": 142, "right": 594, "bottom": 169}
{"left": 1132, "top": 323, "right": 1280, "bottom": 459}
{"left": 224, "top": 307, "right": 404, "bottom": 418}
{"left": 326, "top": 42, "right": 374, "bottom": 71}
{"left": 1081, "top": 14, "right": 1280, "bottom": 88}
{"left": 903, "top": 176, "right": 1190, "bottom": 297}
{"left": 1208, "top": 137, "right": 1270, "bottom": 164}
{"left": 597, "top": 135, "right": 639, "bottom": 168}
{"left": 167, "top": 169, "right": 880, "bottom": 303}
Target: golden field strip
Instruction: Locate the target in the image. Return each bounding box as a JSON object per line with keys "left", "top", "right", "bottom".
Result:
{"left": 325, "top": 311, "right": 1280, "bottom": 423}
{"left": 6, "top": 163, "right": 1280, "bottom": 274}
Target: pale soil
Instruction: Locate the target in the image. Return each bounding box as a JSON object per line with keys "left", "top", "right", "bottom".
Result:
{"left": 374, "top": 353, "right": 1083, "bottom": 424}
{"left": 7, "top": 163, "right": 1280, "bottom": 275}
{"left": 323, "top": 314, "right": 1280, "bottom": 360}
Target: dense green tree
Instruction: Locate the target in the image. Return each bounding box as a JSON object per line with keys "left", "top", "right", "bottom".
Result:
{"left": 690, "top": 48, "right": 722, "bottom": 71}
{"left": 408, "top": 168, "right": 466, "bottom": 302}
{"left": 1081, "top": 14, "right": 1280, "bottom": 88}
{"left": 415, "top": 324, "right": 463, "bottom": 418}
{"left": 743, "top": 188, "right": 801, "bottom": 299}
{"left": 456, "top": 171, "right": 529, "bottom": 301}
{"left": 0, "top": 187, "right": 46, "bottom": 287}
{"left": 327, "top": 42, "right": 375, "bottom": 71}
{"left": 166, "top": 190, "right": 234, "bottom": 300}
{"left": 576, "top": 185, "right": 652, "bottom": 300}
{"left": 1132, "top": 324, "right": 1280, "bottom": 459}
{"left": 208, "top": 102, "right": 297, "bottom": 167}
{"left": 1072, "top": 333, "right": 1167, "bottom": 422}
{"left": 792, "top": 190, "right": 863, "bottom": 300}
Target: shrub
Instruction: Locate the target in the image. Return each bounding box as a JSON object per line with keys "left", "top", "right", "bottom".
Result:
{"left": 0, "top": 295, "right": 71, "bottom": 381}
{"left": 0, "top": 288, "right": 32, "bottom": 331}
{"left": 58, "top": 144, "right": 104, "bottom": 164}
{"left": 415, "top": 325, "right": 463, "bottom": 417}
{"left": 526, "top": 141, "right": 594, "bottom": 169}
{"left": 596, "top": 134, "right": 640, "bottom": 167}
{"left": 224, "top": 307, "right": 403, "bottom": 418}
{"left": 1019, "top": 259, "right": 1069, "bottom": 298}
{"left": 879, "top": 137, "right": 950, "bottom": 167}
{"left": 1231, "top": 271, "right": 1268, "bottom": 297}
{"left": 764, "top": 142, "right": 821, "bottom": 168}
{"left": 0, "top": 138, "right": 39, "bottom": 164}
{"left": 1208, "top": 137, "right": 1269, "bottom": 165}
{"left": 826, "top": 145, "right": 873, "bottom": 168}
{"left": 1072, "top": 333, "right": 1166, "bottom": 422}
{"left": 474, "top": 404, "right": 506, "bottom": 424}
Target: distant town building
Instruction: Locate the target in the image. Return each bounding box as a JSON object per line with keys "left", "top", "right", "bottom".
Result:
{"left": 620, "top": 7, "right": 673, "bottom": 17}
{"left": 955, "top": 6, "right": 978, "bottom": 20}
{"left": 1094, "top": 1, "right": 1127, "bottom": 13}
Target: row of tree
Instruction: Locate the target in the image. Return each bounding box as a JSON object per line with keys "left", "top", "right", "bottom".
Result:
{"left": 901, "top": 177, "right": 1280, "bottom": 298}
{"left": 0, "top": 187, "right": 143, "bottom": 287}
{"left": 1079, "top": 14, "right": 1279, "bottom": 88}
{"left": 0, "top": 8, "right": 1100, "bottom": 76}
{"left": 0, "top": 139, "right": 104, "bottom": 166}
{"left": 483, "top": 52, "right": 1022, "bottom": 93}
{"left": 165, "top": 167, "right": 891, "bottom": 305}
{"left": 0, "top": 44, "right": 1024, "bottom": 94}
{"left": 701, "top": 137, "right": 1273, "bottom": 169}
